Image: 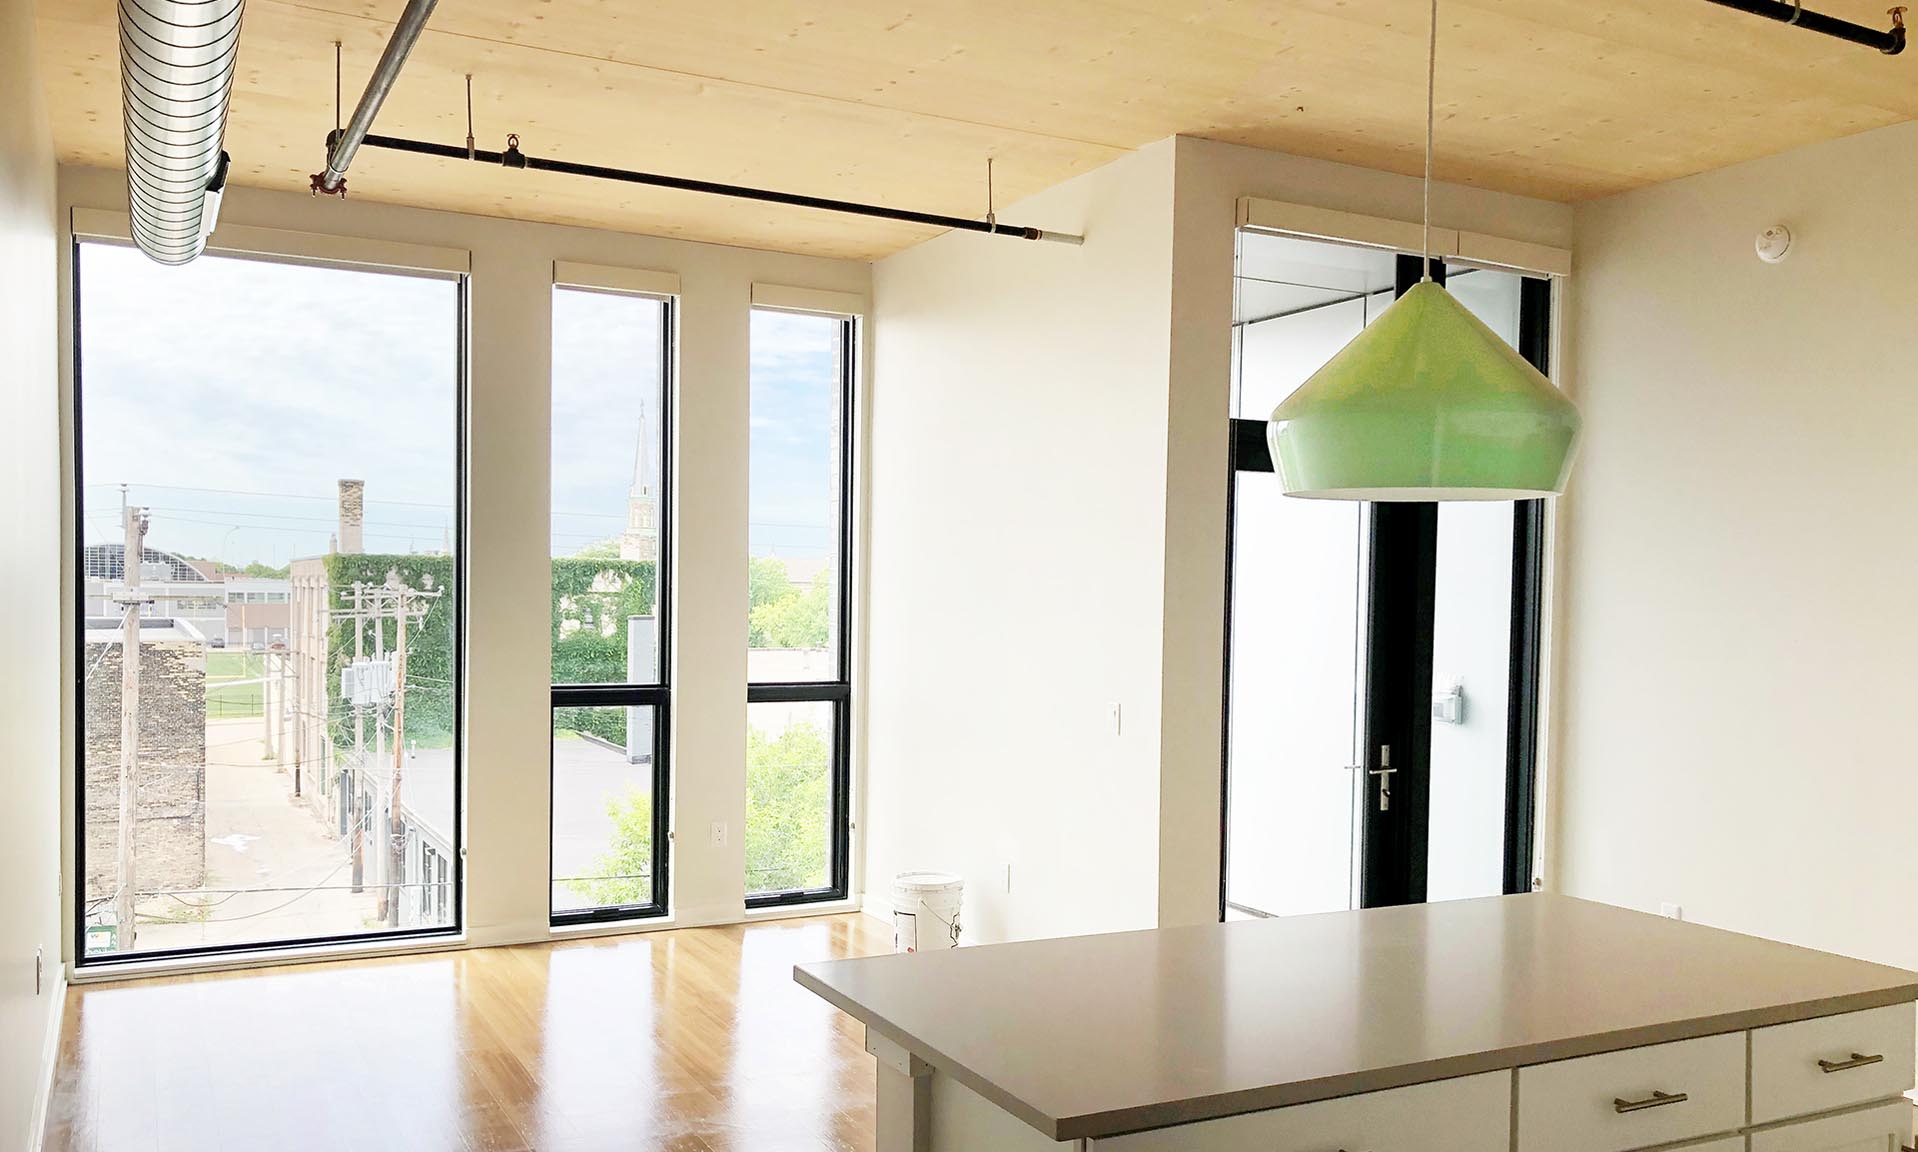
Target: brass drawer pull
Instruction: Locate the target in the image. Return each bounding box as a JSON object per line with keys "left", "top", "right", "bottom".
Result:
{"left": 1816, "top": 1051, "right": 1885, "bottom": 1073}
{"left": 1613, "top": 1090, "right": 1688, "bottom": 1114}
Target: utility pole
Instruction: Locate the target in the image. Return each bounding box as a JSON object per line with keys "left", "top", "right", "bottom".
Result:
{"left": 113, "top": 506, "right": 149, "bottom": 951}
{"left": 387, "top": 580, "right": 409, "bottom": 929}
{"left": 333, "top": 577, "right": 437, "bottom": 925}
{"left": 349, "top": 582, "right": 365, "bottom": 894}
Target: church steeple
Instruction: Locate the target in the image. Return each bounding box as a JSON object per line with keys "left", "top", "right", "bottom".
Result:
{"left": 619, "top": 399, "right": 659, "bottom": 563}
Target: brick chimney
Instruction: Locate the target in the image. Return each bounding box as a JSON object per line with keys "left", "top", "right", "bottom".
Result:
{"left": 338, "top": 479, "right": 365, "bottom": 554}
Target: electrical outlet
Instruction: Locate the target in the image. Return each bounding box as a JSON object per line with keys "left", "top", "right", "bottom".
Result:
{"left": 709, "top": 821, "right": 727, "bottom": 848}
{"left": 1660, "top": 902, "right": 1683, "bottom": 921}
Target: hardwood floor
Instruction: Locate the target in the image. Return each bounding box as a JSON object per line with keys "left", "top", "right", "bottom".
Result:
{"left": 43, "top": 914, "right": 894, "bottom": 1152}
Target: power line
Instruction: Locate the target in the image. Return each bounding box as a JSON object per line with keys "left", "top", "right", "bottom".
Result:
{"left": 85, "top": 482, "right": 452, "bottom": 510}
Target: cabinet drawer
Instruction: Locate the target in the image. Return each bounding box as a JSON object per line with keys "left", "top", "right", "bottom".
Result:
{"left": 1516, "top": 1031, "right": 1746, "bottom": 1152}
{"left": 1087, "top": 1071, "right": 1509, "bottom": 1152}
{"left": 1749, "top": 1098, "right": 1912, "bottom": 1152}
{"left": 1752, "top": 1006, "right": 1916, "bottom": 1125}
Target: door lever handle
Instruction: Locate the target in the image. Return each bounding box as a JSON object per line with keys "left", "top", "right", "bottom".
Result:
{"left": 1367, "top": 745, "right": 1394, "bottom": 811}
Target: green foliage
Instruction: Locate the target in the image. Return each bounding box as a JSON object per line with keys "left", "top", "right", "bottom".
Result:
{"left": 550, "top": 557, "right": 658, "bottom": 745}
{"left": 241, "top": 561, "right": 289, "bottom": 578}
{"left": 749, "top": 576, "right": 831, "bottom": 649}
{"left": 322, "top": 554, "right": 457, "bottom": 749}
{"left": 570, "top": 784, "right": 654, "bottom": 908}
{"left": 744, "top": 719, "right": 831, "bottom": 892}
{"left": 575, "top": 717, "right": 830, "bottom": 906}
{"left": 746, "top": 557, "right": 832, "bottom": 650}
{"left": 749, "top": 555, "right": 795, "bottom": 610}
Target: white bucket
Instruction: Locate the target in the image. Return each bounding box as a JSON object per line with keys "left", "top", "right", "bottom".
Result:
{"left": 892, "top": 871, "right": 963, "bottom": 953}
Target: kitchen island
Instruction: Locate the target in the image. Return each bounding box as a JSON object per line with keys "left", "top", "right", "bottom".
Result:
{"left": 795, "top": 895, "right": 1918, "bottom": 1151}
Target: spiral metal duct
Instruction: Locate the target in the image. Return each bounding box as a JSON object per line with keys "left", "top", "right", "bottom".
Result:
{"left": 118, "top": 0, "right": 245, "bottom": 265}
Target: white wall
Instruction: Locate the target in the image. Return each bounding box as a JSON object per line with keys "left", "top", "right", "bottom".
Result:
{"left": 1557, "top": 119, "right": 1918, "bottom": 967}
{"left": 0, "top": 0, "right": 64, "bottom": 1142}
{"left": 864, "top": 142, "right": 1177, "bottom": 944}
{"left": 864, "top": 136, "right": 1572, "bottom": 942}
{"left": 57, "top": 166, "right": 870, "bottom": 957}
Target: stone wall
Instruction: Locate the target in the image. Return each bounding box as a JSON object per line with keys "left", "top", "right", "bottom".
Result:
{"left": 83, "top": 639, "right": 206, "bottom": 899}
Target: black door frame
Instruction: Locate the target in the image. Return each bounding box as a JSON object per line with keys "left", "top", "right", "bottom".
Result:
{"left": 1219, "top": 255, "right": 1553, "bottom": 918}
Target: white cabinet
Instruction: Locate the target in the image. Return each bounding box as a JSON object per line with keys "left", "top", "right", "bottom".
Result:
{"left": 1516, "top": 1032, "right": 1747, "bottom": 1152}
{"left": 1749, "top": 1099, "right": 1913, "bottom": 1152}
{"left": 1087, "top": 1072, "right": 1510, "bottom": 1152}
{"left": 1752, "top": 1006, "right": 1918, "bottom": 1125}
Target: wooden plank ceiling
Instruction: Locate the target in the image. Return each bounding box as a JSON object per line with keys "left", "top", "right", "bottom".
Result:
{"left": 35, "top": 0, "right": 1918, "bottom": 260}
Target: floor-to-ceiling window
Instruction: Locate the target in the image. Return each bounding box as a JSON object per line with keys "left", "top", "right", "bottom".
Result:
{"left": 745, "top": 306, "right": 854, "bottom": 906}
{"left": 548, "top": 274, "right": 673, "bottom": 923}
{"left": 73, "top": 239, "right": 464, "bottom": 962}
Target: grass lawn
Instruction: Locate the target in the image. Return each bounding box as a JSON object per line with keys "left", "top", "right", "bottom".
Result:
{"left": 205, "top": 650, "right": 265, "bottom": 718}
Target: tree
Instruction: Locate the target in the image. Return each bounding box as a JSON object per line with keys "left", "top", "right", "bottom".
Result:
{"left": 744, "top": 719, "right": 831, "bottom": 892}
{"left": 572, "top": 787, "right": 652, "bottom": 907}
{"left": 577, "top": 717, "right": 830, "bottom": 904}
{"left": 749, "top": 576, "right": 831, "bottom": 649}
{"left": 749, "top": 555, "right": 795, "bottom": 610}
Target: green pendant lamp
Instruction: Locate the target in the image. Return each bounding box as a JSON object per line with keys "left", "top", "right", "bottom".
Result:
{"left": 1266, "top": 0, "right": 1581, "bottom": 501}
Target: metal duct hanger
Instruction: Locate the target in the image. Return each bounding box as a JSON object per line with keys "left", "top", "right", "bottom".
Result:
{"left": 312, "top": 1, "right": 1083, "bottom": 245}
{"left": 1702, "top": 0, "right": 1906, "bottom": 53}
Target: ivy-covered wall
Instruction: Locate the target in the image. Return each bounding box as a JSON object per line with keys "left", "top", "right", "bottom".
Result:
{"left": 322, "top": 554, "right": 458, "bottom": 749}
{"left": 551, "top": 558, "right": 657, "bottom": 745}
{"left": 320, "top": 555, "right": 660, "bottom": 750}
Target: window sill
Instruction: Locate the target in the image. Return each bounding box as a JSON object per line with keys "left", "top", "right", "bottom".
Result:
{"left": 68, "top": 929, "right": 468, "bottom": 985}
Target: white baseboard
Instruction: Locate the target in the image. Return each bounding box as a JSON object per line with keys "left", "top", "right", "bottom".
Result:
{"left": 28, "top": 967, "right": 66, "bottom": 1152}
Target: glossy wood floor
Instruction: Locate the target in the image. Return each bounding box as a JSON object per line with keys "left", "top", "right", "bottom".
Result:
{"left": 43, "top": 914, "right": 894, "bottom": 1152}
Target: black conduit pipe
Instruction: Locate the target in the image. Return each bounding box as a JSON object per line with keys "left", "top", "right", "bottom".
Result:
{"left": 342, "top": 131, "right": 1086, "bottom": 245}
{"left": 1701, "top": 0, "right": 1906, "bottom": 54}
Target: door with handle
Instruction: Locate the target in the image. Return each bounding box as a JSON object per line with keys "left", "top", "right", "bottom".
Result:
{"left": 1223, "top": 236, "right": 1553, "bottom": 917}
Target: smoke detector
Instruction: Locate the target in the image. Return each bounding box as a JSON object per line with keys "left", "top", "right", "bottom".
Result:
{"left": 1756, "top": 225, "right": 1793, "bottom": 264}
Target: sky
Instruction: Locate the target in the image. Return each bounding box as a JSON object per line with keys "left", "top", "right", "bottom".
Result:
{"left": 80, "top": 243, "right": 842, "bottom": 570}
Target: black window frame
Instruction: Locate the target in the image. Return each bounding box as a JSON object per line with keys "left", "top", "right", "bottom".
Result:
{"left": 70, "top": 238, "right": 470, "bottom": 967}
{"left": 547, "top": 290, "right": 676, "bottom": 927}
{"left": 1218, "top": 252, "right": 1552, "bottom": 920}
{"left": 743, "top": 311, "right": 856, "bottom": 910}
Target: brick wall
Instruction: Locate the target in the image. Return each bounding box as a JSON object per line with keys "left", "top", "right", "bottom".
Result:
{"left": 82, "top": 639, "right": 207, "bottom": 898}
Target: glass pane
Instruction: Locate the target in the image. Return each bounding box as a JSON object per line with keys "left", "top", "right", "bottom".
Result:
{"left": 77, "top": 242, "right": 459, "bottom": 958}
{"left": 1443, "top": 264, "right": 1523, "bottom": 345}
{"left": 552, "top": 705, "right": 658, "bottom": 914}
{"left": 1226, "top": 230, "right": 1380, "bottom": 920}
{"left": 1427, "top": 264, "right": 1529, "bottom": 902}
{"left": 745, "top": 701, "right": 834, "bottom": 896}
{"left": 1426, "top": 503, "right": 1516, "bottom": 902}
{"left": 1224, "top": 477, "right": 1366, "bottom": 918}
{"left": 551, "top": 287, "right": 668, "bottom": 685}
{"left": 747, "top": 310, "right": 845, "bottom": 684}
{"left": 1234, "top": 231, "right": 1395, "bottom": 419}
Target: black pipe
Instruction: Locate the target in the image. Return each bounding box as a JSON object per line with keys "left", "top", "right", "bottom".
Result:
{"left": 1702, "top": 0, "right": 1905, "bottom": 54}
{"left": 349, "top": 131, "right": 1083, "bottom": 243}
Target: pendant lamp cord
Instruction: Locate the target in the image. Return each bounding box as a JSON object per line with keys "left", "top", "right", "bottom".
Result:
{"left": 1422, "top": 0, "right": 1437, "bottom": 282}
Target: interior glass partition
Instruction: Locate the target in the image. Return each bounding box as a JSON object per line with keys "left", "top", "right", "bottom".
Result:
{"left": 1222, "top": 231, "right": 1555, "bottom": 919}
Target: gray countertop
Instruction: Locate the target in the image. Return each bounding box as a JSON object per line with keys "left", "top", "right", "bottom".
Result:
{"left": 794, "top": 894, "right": 1918, "bottom": 1141}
